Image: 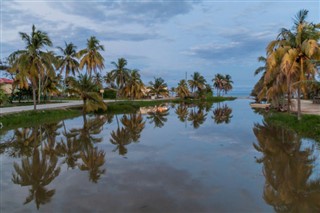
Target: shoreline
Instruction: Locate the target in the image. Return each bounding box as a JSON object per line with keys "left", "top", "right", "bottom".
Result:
{"left": 0, "top": 97, "right": 235, "bottom": 130}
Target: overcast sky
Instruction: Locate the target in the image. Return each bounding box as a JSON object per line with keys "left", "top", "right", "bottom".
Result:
{"left": 1, "top": 0, "right": 319, "bottom": 89}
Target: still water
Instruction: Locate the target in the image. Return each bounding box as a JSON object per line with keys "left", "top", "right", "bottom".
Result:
{"left": 1, "top": 99, "right": 319, "bottom": 212}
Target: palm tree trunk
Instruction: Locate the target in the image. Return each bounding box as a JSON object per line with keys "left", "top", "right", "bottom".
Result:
{"left": 297, "top": 87, "right": 302, "bottom": 120}
{"left": 83, "top": 98, "right": 87, "bottom": 124}
{"left": 32, "top": 87, "right": 37, "bottom": 110}
{"left": 287, "top": 78, "right": 291, "bottom": 113}
{"left": 38, "top": 73, "right": 41, "bottom": 104}
{"left": 297, "top": 59, "right": 304, "bottom": 120}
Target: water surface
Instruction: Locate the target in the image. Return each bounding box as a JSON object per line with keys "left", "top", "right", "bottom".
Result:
{"left": 1, "top": 99, "right": 319, "bottom": 212}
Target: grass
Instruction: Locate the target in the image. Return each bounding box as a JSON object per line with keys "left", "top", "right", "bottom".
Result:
{"left": 0, "top": 107, "right": 82, "bottom": 131}
{"left": 265, "top": 112, "right": 320, "bottom": 142}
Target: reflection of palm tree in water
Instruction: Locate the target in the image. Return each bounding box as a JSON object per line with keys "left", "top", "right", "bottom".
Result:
{"left": 147, "top": 106, "right": 169, "bottom": 128}
{"left": 121, "top": 113, "right": 145, "bottom": 142}
{"left": 68, "top": 116, "right": 106, "bottom": 151}
{"left": 175, "top": 104, "right": 189, "bottom": 122}
{"left": 12, "top": 148, "right": 60, "bottom": 209}
{"left": 5, "top": 127, "right": 40, "bottom": 158}
{"left": 212, "top": 104, "right": 232, "bottom": 124}
{"left": 6, "top": 123, "right": 61, "bottom": 209}
{"left": 110, "top": 127, "right": 131, "bottom": 156}
{"left": 187, "top": 106, "right": 207, "bottom": 129}
{"left": 253, "top": 121, "right": 320, "bottom": 212}
{"left": 66, "top": 116, "right": 107, "bottom": 182}
{"left": 79, "top": 147, "right": 106, "bottom": 183}
{"left": 110, "top": 113, "right": 145, "bottom": 155}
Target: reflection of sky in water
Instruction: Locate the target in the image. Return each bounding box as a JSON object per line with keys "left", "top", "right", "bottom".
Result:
{"left": 1, "top": 99, "right": 319, "bottom": 212}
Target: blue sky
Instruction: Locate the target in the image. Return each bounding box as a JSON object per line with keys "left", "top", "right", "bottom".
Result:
{"left": 1, "top": 0, "right": 319, "bottom": 90}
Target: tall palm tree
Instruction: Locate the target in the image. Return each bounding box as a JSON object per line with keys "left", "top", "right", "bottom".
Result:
{"left": 222, "top": 74, "right": 233, "bottom": 95}
{"left": 110, "top": 58, "right": 130, "bottom": 98}
{"left": 9, "top": 25, "right": 54, "bottom": 110}
{"left": 213, "top": 74, "right": 224, "bottom": 97}
{"left": 251, "top": 56, "right": 267, "bottom": 99}
{"left": 67, "top": 74, "right": 106, "bottom": 122}
{"left": 78, "top": 36, "right": 105, "bottom": 77}
{"left": 120, "top": 69, "right": 144, "bottom": 99}
{"left": 42, "top": 74, "right": 62, "bottom": 101}
{"left": 264, "top": 9, "right": 320, "bottom": 119}
{"left": 175, "top": 79, "right": 190, "bottom": 98}
{"left": 148, "top": 77, "right": 169, "bottom": 98}
{"left": 104, "top": 71, "right": 116, "bottom": 89}
{"left": 188, "top": 72, "right": 206, "bottom": 94}
{"left": 56, "top": 42, "right": 79, "bottom": 82}
{"left": 92, "top": 72, "right": 103, "bottom": 90}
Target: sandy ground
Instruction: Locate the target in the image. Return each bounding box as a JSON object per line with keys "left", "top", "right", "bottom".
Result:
{"left": 250, "top": 99, "right": 320, "bottom": 115}
{"left": 291, "top": 99, "right": 320, "bottom": 115}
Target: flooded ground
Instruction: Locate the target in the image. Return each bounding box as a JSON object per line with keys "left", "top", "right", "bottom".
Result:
{"left": 1, "top": 99, "right": 319, "bottom": 212}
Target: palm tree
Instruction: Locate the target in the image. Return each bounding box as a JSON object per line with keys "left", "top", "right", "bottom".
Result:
{"left": 148, "top": 77, "right": 169, "bottom": 98}
{"left": 42, "top": 74, "right": 62, "bottom": 101}
{"left": 56, "top": 42, "right": 79, "bottom": 82}
{"left": 78, "top": 36, "right": 105, "bottom": 77}
{"left": 188, "top": 72, "right": 206, "bottom": 95}
{"left": 110, "top": 58, "right": 130, "bottom": 98}
{"left": 67, "top": 74, "right": 106, "bottom": 122}
{"left": 263, "top": 10, "right": 320, "bottom": 119}
{"left": 251, "top": 56, "right": 267, "bottom": 100}
{"left": 175, "top": 79, "right": 190, "bottom": 98}
{"left": 9, "top": 25, "right": 54, "bottom": 110}
{"left": 213, "top": 74, "right": 224, "bottom": 97}
{"left": 222, "top": 74, "right": 233, "bottom": 95}
{"left": 120, "top": 69, "right": 144, "bottom": 99}
{"left": 104, "top": 71, "right": 116, "bottom": 89}
{"left": 92, "top": 72, "right": 103, "bottom": 90}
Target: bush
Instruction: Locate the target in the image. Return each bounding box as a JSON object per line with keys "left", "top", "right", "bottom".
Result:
{"left": 0, "top": 89, "right": 8, "bottom": 105}
{"left": 103, "top": 89, "right": 117, "bottom": 99}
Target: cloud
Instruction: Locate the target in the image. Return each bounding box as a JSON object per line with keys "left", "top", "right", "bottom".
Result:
{"left": 183, "top": 29, "right": 273, "bottom": 65}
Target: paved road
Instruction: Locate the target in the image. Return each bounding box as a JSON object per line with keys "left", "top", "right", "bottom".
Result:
{"left": 0, "top": 101, "right": 86, "bottom": 114}
{"left": 0, "top": 98, "right": 178, "bottom": 115}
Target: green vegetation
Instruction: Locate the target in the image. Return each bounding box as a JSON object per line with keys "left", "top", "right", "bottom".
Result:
{"left": 0, "top": 89, "right": 8, "bottom": 105}
{"left": 0, "top": 108, "right": 82, "bottom": 130}
{"left": 265, "top": 112, "right": 320, "bottom": 142}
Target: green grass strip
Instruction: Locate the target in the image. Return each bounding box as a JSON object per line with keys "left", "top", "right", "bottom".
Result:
{"left": 265, "top": 112, "right": 320, "bottom": 142}
{"left": 0, "top": 108, "right": 82, "bottom": 131}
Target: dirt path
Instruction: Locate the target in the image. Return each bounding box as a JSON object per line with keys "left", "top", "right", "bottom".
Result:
{"left": 291, "top": 99, "right": 320, "bottom": 115}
